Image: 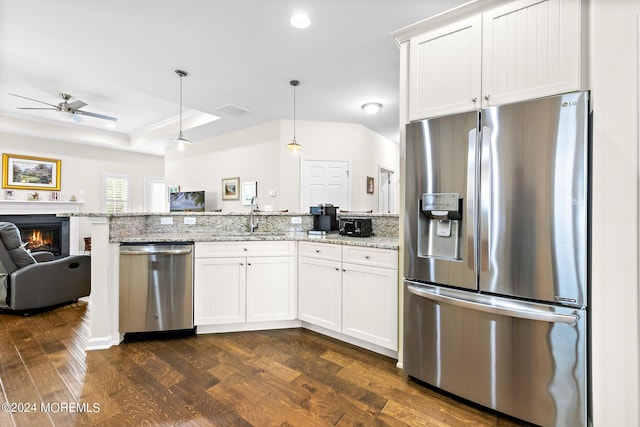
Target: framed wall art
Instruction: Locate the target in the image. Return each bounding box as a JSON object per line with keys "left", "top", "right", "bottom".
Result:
{"left": 222, "top": 177, "right": 240, "bottom": 201}
{"left": 242, "top": 181, "right": 257, "bottom": 206}
{"left": 367, "top": 176, "right": 374, "bottom": 194}
{"left": 2, "top": 153, "right": 61, "bottom": 191}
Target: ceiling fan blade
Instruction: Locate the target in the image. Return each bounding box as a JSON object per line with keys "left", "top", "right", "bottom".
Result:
{"left": 67, "top": 100, "right": 87, "bottom": 110}
{"left": 74, "top": 110, "right": 118, "bottom": 122}
{"left": 9, "top": 93, "right": 58, "bottom": 108}
{"left": 17, "top": 107, "right": 58, "bottom": 110}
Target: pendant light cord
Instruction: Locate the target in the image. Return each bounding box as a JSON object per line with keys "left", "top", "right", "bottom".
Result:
{"left": 290, "top": 79, "right": 300, "bottom": 143}
{"left": 175, "top": 70, "right": 188, "bottom": 137}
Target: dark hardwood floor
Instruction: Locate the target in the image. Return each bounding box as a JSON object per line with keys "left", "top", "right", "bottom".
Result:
{"left": 0, "top": 300, "right": 528, "bottom": 426}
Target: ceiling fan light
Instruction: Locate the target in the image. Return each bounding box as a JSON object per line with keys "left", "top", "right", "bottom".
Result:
{"left": 361, "top": 102, "right": 383, "bottom": 115}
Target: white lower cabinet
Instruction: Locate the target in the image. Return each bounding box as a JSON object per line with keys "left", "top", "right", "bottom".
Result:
{"left": 298, "top": 256, "right": 342, "bottom": 332}
{"left": 246, "top": 256, "right": 296, "bottom": 322}
{"left": 342, "top": 262, "right": 398, "bottom": 350}
{"left": 194, "top": 257, "right": 246, "bottom": 325}
{"left": 298, "top": 241, "right": 399, "bottom": 351}
{"left": 194, "top": 242, "right": 296, "bottom": 326}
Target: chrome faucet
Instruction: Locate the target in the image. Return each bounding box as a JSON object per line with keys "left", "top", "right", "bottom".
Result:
{"left": 249, "top": 196, "right": 259, "bottom": 232}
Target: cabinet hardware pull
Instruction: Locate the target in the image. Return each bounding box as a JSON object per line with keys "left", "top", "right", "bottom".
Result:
{"left": 248, "top": 263, "right": 251, "bottom": 266}
{"left": 240, "top": 263, "right": 244, "bottom": 266}
{"left": 365, "top": 255, "right": 370, "bottom": 259}
{"left": 244, "top": 248, "right": 248, "bottom": 251}
{"left": 342, "top": 269, "right": 346, "bottom": 272}
{"left": 484, "top": 94, "right": 490, "bottom": 100}
{"left": 335, "top": 267, "right": 339, "bottom": 271}
{"left": 316, "top": 250, "right": 320, "bottom": 253}
{"left": 472, "top": 97, "right": 478, "bottom": 102}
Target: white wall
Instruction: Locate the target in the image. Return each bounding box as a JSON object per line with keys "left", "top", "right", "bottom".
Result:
{"left": 590, "top": 1, "right": 640, "bottom": 425}
{"left": 165, "top": 121, "right": 282, "bottom": 212}
{"left": 0, "top": 132, "right": 165, "bottom": 246}
{"left": 165, "top": 119, "right": 399, "bottom": 213}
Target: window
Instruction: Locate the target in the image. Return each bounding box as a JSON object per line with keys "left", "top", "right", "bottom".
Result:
{"left": 144, "top": 176, "right": 166, "bottom": 212}
{"left": 103, "top": 174, "right": 130, "bottom": 213}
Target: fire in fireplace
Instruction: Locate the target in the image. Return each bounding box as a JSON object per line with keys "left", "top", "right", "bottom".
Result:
{"left": 22, "top": 226, "right": 59, "bottom": 253}
{"left": 0, "top": 214, "right": 70, "bottom": 258}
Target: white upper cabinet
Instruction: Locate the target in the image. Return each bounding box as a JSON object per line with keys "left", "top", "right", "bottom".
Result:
{"left": 408, "top": 15, "right": 482, "bottom": 121}
{"left": 481, "top": 0, "right": 582, "bottom": 106}
{"left": 406, "top": 0, "right": 583, "bottom": 120}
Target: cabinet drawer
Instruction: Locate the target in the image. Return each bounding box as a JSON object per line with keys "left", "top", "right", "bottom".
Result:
{"left": 342, "top": 245, "right": 397, "bottom": 269}
{"left": 196, "top": 241, "right": 295, "bottom": 258}
{"left": 298, "top": 241, "right": 341, "bottom": 261}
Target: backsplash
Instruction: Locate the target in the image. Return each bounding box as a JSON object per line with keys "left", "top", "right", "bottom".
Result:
{"left": 109, "top": 212, "right": 398, "bottom": 240}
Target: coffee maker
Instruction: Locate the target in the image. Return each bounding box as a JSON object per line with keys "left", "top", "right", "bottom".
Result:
{"left": 309, "top": 204, "right": 338, "bottom": 234}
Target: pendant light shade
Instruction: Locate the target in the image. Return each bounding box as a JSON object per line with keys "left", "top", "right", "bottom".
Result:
{"left": 170, "top": 69, "right": 191, "bottom": 150}
{"left": 286, "top": 80, "right": 302, "bottom": 154}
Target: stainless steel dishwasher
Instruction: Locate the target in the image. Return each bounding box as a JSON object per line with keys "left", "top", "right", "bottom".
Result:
{"left": 119, "top": 243, "right": 194, "bottom": 333}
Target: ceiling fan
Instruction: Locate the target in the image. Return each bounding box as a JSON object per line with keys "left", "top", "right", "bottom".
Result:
{"left": 9, "top": 92, "right": 118, "bottom": 122}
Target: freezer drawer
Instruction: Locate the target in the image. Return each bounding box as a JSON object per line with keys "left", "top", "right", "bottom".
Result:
{"left": 403, "top": 281, "right": 587, "bottom": 427}
{"left": 119, "top": 243, "right": 194, "bottom": 333}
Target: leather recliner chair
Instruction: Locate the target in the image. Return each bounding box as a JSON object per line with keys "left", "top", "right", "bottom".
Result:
{"left": 0, "top": 222, "right": 91, "bottom": 312}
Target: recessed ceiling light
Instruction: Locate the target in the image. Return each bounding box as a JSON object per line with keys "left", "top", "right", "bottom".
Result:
{"left": 105, "top": 122, "right": 116, "bottom": 129}
{"left": 290, "top": 13, "right": 311, "bottom": 29}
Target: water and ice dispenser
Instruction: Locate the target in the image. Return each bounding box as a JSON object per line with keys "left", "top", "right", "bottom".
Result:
{"left": 418, "top": 192, "right": 463, "bottom": 261}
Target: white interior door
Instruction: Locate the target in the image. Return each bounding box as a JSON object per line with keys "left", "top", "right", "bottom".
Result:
{"left": 301, "top": 159, "right": 350, "bottom": 211}
{"left": 378, "top": 167, "right": 395, "bottom": 213}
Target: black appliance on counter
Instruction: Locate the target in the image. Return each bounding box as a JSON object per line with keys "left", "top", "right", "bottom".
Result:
{"left": 310, "top": 204, "right": 338, "bottom": 233}
{"left": 339, "top": 218, "right": 373, "bottom": 237}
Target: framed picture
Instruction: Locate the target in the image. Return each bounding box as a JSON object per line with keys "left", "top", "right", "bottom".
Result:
{"left": 222, "top": 177, "right": 240, "bottom": 200}
{"left": 242, "top": 181, "right": 257, "bottom": 206}
{"left": 367, "top": 176, "right": 374, "bottom": 194}
{"left": 2, "top": 153, "right": 61, "bottom": 191}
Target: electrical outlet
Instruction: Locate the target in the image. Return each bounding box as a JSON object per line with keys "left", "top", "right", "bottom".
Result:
{"left": 160, "top": 217, "right": 173, "bottom": 225}
{"left": 184, "top": 217, "right": 196, "bottom": 225}
{"left": 291, "top": 216, "right": 302, "bottom": 224}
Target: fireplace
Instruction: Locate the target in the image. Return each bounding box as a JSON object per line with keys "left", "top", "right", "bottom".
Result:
{"left": 0, "top": 214, "right": 70, "bottom": 258}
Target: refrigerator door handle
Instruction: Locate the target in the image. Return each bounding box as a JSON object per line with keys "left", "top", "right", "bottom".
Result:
{"left": 479, "top": 126, "right": 491, "bottom": 272}
{"left": 466, "top": 128, "right": 477, "bottom": 271}
{"left": 406, "top": 283, "right": 578, "bottom": 324}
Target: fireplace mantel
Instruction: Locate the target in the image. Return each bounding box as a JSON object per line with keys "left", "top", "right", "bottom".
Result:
{"left": 0, "top": 200, "right": 84, "bottom": 214}
{"left": 0, "top": 200, "right": 84, "bottom": 253}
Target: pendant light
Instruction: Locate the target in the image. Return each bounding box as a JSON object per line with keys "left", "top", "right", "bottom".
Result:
{"left": 286, "top": 79, "right": 302, "bottom": 154}
{"left": 170, "top": 69, "right": 191, "bottom": 150}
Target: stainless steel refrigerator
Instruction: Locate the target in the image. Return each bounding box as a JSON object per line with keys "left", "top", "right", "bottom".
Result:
{"left": 403, "top": 91, "right": 589, "bottom": 427}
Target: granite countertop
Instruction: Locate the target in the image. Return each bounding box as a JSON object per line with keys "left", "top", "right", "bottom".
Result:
{"left": 114, "top": 232, "right": 399, "bottom": 250}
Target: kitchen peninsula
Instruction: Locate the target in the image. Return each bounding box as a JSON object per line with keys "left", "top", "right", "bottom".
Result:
{"left": 72, "top": 211, "right": 400, "bottom": 357}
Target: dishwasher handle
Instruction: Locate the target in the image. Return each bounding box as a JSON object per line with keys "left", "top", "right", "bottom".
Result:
{"left": 120, "top": 248, "right": 192, "bottom": 256}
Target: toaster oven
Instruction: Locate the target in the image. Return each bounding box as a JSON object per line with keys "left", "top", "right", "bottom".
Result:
{"left": 339, "top": 218, "right": 373, "bottom": 237}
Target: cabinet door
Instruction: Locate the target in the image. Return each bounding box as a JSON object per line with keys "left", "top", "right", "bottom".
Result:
{"left": 481, "top": 0, "right": 581, "bottom": 106}
{"left": 298, "top": 256, "right": 342, "bottom": 332}
{"left": 194, "top": 257, "right": 246, "bottom": 325}
{"left": 342, "top": 263, "right": 398, "bottom": 350}
{"left": 409, "top": 15, "right": 482, "bottom": 120}
{"left": 246, "top": 256, "right": 296, "bottom": 322}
